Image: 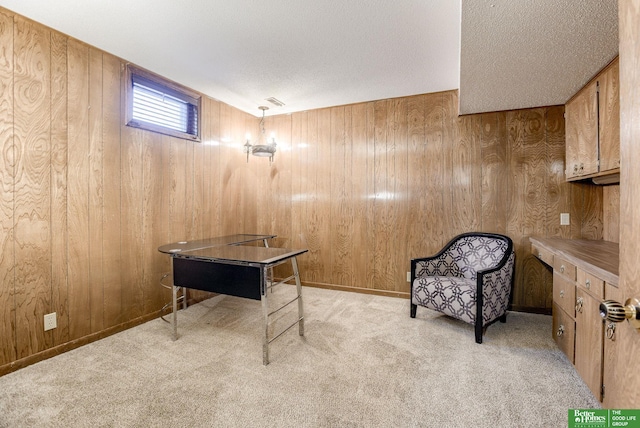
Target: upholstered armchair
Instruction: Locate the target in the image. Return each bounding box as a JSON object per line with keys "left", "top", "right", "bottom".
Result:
{"left": 410, "top": 232, "right": 515, "bottom": 343}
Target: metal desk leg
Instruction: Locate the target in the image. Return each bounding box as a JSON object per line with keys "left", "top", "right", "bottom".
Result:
{"left": 261, "top": 266, "right": 269, "bottom": 365}
{"left": 292, "top": 257, "right": 304, "bottom": 336}
{"left": 263, "top": 239, "right": 275, "bottom": 292}
{"left": 172, "top": 284, "right": 178, "bottom": 341}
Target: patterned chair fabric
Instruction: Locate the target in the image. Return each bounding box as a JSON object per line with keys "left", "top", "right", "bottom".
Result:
{"left": 410, "top": 232, "right": 515, "bottom": 343}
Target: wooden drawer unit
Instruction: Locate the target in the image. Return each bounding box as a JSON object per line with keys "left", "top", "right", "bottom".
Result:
{"left": 529, "top": 236, "right": 619, "bottom": 406}
{"left": 553, "top": 257, "right": 576, "bottom": 282}
{"left": 577, "top": 268, "right": 604, "bottom": 299}
{"left": 553, "top": 272, "right": 576, "bottom": 316}
{"left": 552, "top": 302, "right": 575, "bottom": 363}
{"left": 531, "top": 243, "right": 553, "bottom": 266}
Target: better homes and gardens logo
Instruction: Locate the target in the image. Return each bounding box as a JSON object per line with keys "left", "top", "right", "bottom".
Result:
{"left": 569, "top": 409, "right": 640, "bottom": 428}
{"left": 571, "top": 410, "right": 608, "bottom": 427}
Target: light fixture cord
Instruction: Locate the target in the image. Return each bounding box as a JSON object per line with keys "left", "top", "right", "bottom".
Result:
{"left": 260, "top": 109, "right": 266, "bottom": 140}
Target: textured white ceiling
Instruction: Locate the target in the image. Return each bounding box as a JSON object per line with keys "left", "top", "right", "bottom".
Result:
{"left": 460, "top": 0, "right": 618, "bottom": 114}
{"left": 0, "top": 0, "right": 460, "bottom": 116}
{"left": 0, "top": 0, "right": 619, "bottom": 117}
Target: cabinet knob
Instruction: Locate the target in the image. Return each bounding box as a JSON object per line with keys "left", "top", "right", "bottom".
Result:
{"left": 538, "top": 252, "right": 542, "bottom": 258}
{"left": 573, "top": 164, "right": 578, "bottom": 173}
{"left": 560, "top": 289, "right": 565, "bottom": 298}
{"left": 579, "top": 163, "right": 584, "bottom": 172}
{"left": 560, "top": 265, "right": 565, "bottom": 273}
{"left": 576, "top": 297, "right": 584, "bottom": 313}
{"left": 585, "top": 279, "right": 591, "bottom": 289}
{"left": 557, "top": 324, "right": 565, "bottom": 337}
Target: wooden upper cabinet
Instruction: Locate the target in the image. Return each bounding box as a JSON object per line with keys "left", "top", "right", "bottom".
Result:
{"left": 565, "top": 57, "right": 620, "bottom": 181}
{"left": 598, "top": 58, "right": 620, "bottom": 172}
{"left": 565, "top": 80, "right": 598, "bottom": 179}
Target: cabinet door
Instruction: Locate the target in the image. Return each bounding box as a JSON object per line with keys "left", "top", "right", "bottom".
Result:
{"left": 565, "top": 80, "right": 599, "bottom": 179}
{"left": 602, "top": 283, "right": 623, "bottom": 408}
{"left": 575, "top": 288, "right": 604, "bottom": 400}
{"left": 598, "top": 58, "right": 620, "bottom": 172}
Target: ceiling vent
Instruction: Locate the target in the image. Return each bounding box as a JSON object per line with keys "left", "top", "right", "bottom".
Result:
{"left": 265, "top": 97, "right": 285, "bottom": 107}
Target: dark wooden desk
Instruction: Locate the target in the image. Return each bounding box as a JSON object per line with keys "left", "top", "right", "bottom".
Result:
{"left": 159, "top": 234, "right": 307, "bottom": 365}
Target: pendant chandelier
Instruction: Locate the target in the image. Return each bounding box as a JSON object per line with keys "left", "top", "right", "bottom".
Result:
{"left": 244, "top": 106, "right": 277, "bottom": 163}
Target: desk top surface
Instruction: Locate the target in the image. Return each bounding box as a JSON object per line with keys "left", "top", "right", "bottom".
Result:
{"left": 174, "top": 245, "right": 308, "bottom": 265}
{"left": 529, "top": 236, "right": 619, "bottom": 285}
{"left": 158, "top": 234, "right": 276, "bottom": 254}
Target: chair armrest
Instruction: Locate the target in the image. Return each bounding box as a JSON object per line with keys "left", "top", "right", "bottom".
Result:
{"left": 477, "top": 251, "right": 515, "bottom": 323}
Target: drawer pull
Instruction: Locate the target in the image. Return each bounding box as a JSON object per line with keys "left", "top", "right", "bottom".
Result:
{"left": 606, "top": 322, "right": 616, "bottom": 340}
{"left": 560, "top": 290, "right": 565, "bottom": 298}
{"left": 557, "top": 325, "right": 565, "bottom": 337}
{"left": 585, "top": 279, "right": 591, "bottom": 289}
{"left": 576, "top": 297, "right": 584, "bottom": 313}
{"left": 538, "top": 252, "right": 542, "bottom": 258}
{"left": 560, "top": 265, "right": 565, "bottom": 273}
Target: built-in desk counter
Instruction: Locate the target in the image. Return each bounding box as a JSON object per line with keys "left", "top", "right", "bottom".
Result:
{"left": 529, "top": 236, "right": 620, "bottom": 404}
{"left": 529, "top": 237, "right": 619, "bottom": 286}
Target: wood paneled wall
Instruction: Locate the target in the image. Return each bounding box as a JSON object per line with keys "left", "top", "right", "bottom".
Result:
{"left": 0, "top": 9, "right": 261, "bottom": 372}
{"left": 262, "top": 95, "right": 606, "bottom": 312}
{"left": 0, "top": 7, "right": 615, "bottom": 373}
{"left": 603, "top": 185, "right": 620, "bottom": 242}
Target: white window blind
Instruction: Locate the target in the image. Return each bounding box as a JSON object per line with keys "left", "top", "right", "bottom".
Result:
{"left": 126, "top": 67, "right": 200, "bottom": 140}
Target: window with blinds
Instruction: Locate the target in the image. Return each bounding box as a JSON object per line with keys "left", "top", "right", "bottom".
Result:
{"left": 125, "top": 65, "right": 201, "bottom": 141}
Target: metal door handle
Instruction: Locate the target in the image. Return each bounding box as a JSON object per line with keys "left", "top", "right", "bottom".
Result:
{"left": 600, "top": 298, "right": 640, "bottom": 332}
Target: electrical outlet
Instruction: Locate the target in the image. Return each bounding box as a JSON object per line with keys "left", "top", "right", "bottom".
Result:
{"left": 407, "top": 271, "right": 411, "bottom": 282}
{"left": 44, "top": 312, "right": 57, "bottom": 331}
{"left": 560, "top": 213, "right": 570, "bottom": 226}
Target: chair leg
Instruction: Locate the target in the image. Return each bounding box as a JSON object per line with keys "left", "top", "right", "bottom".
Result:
{"left": 410, "top": 303, "right": 417, "bottom": 318}
{"left": 499, "top": 313, "right": 507, "bottom": 323}
{"left": 475, "top": 322, "right": 483, "bottom": 344}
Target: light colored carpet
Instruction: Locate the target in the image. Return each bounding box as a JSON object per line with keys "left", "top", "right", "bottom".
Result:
{"left": 0, "top": 285, "right": 599, "bottom": 427}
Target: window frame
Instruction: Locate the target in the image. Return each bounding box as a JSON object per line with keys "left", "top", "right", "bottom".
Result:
{"left": 124, "top": 64, "right": 202, "bottom": 142}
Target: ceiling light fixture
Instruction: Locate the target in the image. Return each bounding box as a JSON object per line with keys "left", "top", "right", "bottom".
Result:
{"left": 244, "top": 106, "right": 277, "bottom": 163}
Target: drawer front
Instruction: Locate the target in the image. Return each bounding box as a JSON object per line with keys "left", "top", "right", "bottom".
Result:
{"left": 553, "top": 257, "right": 577, "bottom": 282}
{"left": 576, "top": 269, "right": 604, "bottom": 299}
{"left": 532, "top": 244, "right": 553, "bottom": 266}
{"left": 552, "top": 303, "right": 575, "bottom": 363}
{"left": 553, "top": 272, "right": 576, "bottom": 317}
